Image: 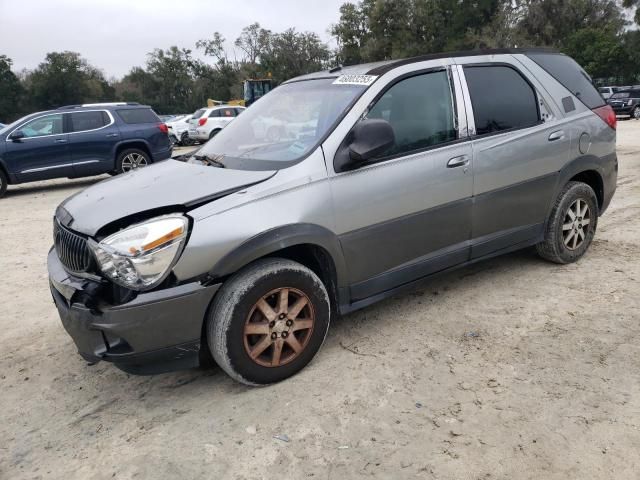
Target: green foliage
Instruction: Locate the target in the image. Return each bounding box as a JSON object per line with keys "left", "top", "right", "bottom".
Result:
{"left": 0, "top": 1, "right": 639, "bottom": 121}
{"left": 25, "top": 51, "right": 113, "bottom": 112}
{"left": 332, "top": 0, "right": 640, "bottom": 82}
{"left": 0, "top": 56, "right": 24, "bottom": 121}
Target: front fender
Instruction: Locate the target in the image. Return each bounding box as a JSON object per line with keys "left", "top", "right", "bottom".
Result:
{"left": 208, "top": 223, "right": 348, "bottom": 288}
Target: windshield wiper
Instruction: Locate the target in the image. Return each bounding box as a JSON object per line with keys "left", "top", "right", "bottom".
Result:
{"left": 193, "top": 154, "right": 226, "bottom": 168}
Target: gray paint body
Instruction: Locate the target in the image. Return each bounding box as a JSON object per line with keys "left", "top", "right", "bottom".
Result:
{"left": 49, "top": 51, "right": 617, "bottom": 371}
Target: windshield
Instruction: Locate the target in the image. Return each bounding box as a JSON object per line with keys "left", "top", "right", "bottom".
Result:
{"left": 194, "top": 78, "right": 368, "bottom": 170}
{"left": 611, "top": 92, "right": 630, "bottom": 99}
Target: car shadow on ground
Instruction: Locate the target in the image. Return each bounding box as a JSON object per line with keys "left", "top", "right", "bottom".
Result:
{"left": 91, "top": 247, "right": 542, "bottom": 397}
{"left": 5, "top": 177, "right": 106, "bottom": 198}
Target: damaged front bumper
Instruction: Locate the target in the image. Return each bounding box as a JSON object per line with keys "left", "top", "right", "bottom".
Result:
{"left": 48, "top": 247, "right": 220, "bottom": 374}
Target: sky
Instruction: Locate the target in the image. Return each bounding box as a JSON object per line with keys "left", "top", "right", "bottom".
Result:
{"left": 0, "top": 0, "right": 346, "bottom": 79}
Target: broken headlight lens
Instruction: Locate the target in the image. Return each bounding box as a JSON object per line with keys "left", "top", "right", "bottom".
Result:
{"left": 89, "top": 215, "right": 188, "bottom": 291}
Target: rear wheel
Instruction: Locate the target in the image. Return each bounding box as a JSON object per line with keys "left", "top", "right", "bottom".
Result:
{"left": 116, "top": 148, "right": 151, "bottom": 174}
{"left": 0, "top": 169, "right": 7, "bottom": 198}
{"left": 536, "top": 181, "right": 598, "bottom": 264}
{"left": 209, "top": 129, "right": 221, "bottom": 140}
{"left": 180, "top": 131, "right": 195, "bottom": 146}
{"left": 207, "top": 258, "right": 331, "bottom": 386}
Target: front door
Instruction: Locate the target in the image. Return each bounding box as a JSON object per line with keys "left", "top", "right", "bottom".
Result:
{"left": 5, "top": 113, "right": 71, "bottom": 182}
{"left": 329, "top": 69, "right": 474, "bottom": 301}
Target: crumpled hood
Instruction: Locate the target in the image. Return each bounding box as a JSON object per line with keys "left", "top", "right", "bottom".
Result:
{"left": 58, "top": 159, "right": 276, "bottom": 236}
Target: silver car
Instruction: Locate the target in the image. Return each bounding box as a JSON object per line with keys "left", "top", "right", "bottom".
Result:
{"left": 48, "top": 48, "right": 617, "bottom": 385}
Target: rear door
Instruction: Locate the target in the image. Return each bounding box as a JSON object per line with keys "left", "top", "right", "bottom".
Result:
{"left": 4, "top": 113, "right": 71, "bottom": 182}
{"left": 68, "top": 110, "right": 119, "bottom": 176}
{"left": 456, "top": 58, "right": 570, "bottom": 258}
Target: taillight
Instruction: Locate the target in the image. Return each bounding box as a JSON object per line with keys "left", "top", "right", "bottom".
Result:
{"left": 592, "top": 105, "right": 617, "bottom": 130}
{"left": 157, "top": 123, "right": 169, "bottom": 134}
{"left": 198, "top": 118, "right": 207, "bottom": 126}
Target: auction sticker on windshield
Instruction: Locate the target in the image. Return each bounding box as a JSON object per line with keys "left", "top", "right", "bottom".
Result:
{"left": 333, "top": 75, "right": 378, "bottom": 86}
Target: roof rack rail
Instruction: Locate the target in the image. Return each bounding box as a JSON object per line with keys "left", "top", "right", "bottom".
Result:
{"left": 56, "top": 102, "right": 141, "bottom": 110}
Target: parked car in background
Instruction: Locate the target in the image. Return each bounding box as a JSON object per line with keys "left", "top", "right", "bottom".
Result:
{"left": 607, "top": 89, "right": 640, "bottom": 119}
{"left": 166, "top": 114, "right": 194, "bottom": 146}
{"left": 598, "top": 86, "right": 620, "bottom": 99}
{"left": 188, "top": 105, "right": 245, "bottom": 142}
{"left": 0, "top": 102, "right": 171, "bottom": 198}
{"left": 48, "top": 49, "right": 616, "bottom": 385}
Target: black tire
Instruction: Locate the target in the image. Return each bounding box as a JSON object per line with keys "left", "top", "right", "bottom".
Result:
{"left": 632, "top": 106, "right": 640, "bottom": 120}
{"left": 115, "top": 148, "right": 151, "bottom": 174}
{"left": 0, "top": 169, "right": 7, "bottom": 198}
{"left": 209, "top": 129, "right": 221, "bottom": 140}
{"left": 536, "top": 181, "right": 599, "bottom": 264}
{"left": 207, "top": 258, "right": 331, "bottom": 386}
{"left": 180, "top": 131, "right": 194, "bottom": 146}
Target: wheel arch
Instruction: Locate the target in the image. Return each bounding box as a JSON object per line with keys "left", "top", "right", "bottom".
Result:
{"left": 208, "top": 224, "right": 349, "bottom": 311}
{"left": 0, "top": 158, "right": 12, "bottom": 185}
{"left": 114, "top": 140, "right": 152, "bottom": 167}
{"left": 556, "top": 155, "right": 607, "bottom": 212}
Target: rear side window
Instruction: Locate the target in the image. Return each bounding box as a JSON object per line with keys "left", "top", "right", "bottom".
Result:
{"left": 209, "top": 109, "right": 222, "bottom": 118}
{"left": 527, "top": 53, "right": 604, "bottom": 109}
{"left": 116, "top": 108, "right": 160, "bottom": 124}
{"left": 70, "top": 111, "right": 109, "bottom": 132}
{"left": 191, "top": 109, "right": 206, "bottom": 119}
{"left": 365, "top": 70, "right": 457, "bottom": 158}
{"left": 464, "top": 65, "right": 539, "bottom": 136}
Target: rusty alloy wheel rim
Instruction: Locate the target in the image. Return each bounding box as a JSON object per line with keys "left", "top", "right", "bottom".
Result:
{"left": 243, "top": 287, "right": 315, "bottom": 368}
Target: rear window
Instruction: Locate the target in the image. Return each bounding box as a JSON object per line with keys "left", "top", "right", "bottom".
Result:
{"left": 527, "top": 52, "right": 604, "bottom": 109}
{"left": 191, "top": 109, "right": 206, "bottom": 119}
{"left": 611, "top": 92, "right": 630, "bottom": 99}
{"left": 116, "top": 108, "right": 160, "bottom": 124}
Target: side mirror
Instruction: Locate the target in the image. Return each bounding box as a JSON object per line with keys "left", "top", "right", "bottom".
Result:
{"left": 9, "top": 130, "right": 25, "bottom": 141}
{"left": 334, "top": 119, "right": 395, "bottom": 172}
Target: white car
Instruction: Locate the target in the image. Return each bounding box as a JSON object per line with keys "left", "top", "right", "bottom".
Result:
{"left": 188, "top": 106, "right": 245, "bottom": 142}
{"left": 166, "top": 114, "right": 193, "bottom": 145}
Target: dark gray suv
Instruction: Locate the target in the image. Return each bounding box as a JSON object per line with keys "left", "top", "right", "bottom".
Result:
{"left": 48, "top": 49, "right": 617, "bottom": 385}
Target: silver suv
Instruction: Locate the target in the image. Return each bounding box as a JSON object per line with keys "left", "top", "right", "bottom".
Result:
{"left": 48, "top": 48, "right": 617, "bottom": 385}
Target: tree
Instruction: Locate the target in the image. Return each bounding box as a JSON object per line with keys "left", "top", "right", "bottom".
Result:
{"left": 25, "top": 51, "right": 112, "bottom": 110}
{"left": 0, "top": 56, "right": 24, "bottom": 122}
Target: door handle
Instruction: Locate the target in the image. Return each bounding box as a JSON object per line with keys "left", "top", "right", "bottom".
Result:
{"left": 105, "top": 133, "right": 118, "bottom": 138}
{"left": 548, "top": 130, "right": 565, "bottom": 142}
{"left": 447, "top": 155, "right": 469, "bottom": 168}
{"left": 54, "top": 138, "right": 68, "bottom": 143}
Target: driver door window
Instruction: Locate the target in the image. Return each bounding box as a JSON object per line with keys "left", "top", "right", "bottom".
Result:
{"left": 365, "top": 70, "right": 457, "bottom": 160}
{"left": 20, "top": 114, "right": 64, "bottom": 138}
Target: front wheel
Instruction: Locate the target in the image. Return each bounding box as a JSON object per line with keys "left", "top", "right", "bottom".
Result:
{"left": 207, "top": 258, "right": 331, "bottom": 386}
{"left": 116, "top": 148, "right": 151, "bottom": 174}
{"left": 632, "top": 106, "right": 640, "bottom": 120}
{"left": 0, "top": 169, "right": 7, "bottom": 198}
{"left": 536, "top": 181, "right": 598, "bottom": 264}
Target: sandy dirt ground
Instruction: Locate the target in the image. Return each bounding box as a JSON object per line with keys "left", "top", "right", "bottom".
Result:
{"left": 1, "top": 124, "right": 639, "bottom": 480}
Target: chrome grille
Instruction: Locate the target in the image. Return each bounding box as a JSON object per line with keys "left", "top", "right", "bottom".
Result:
{"left": 54, "top": 220, "right": 93, "bottom": 273}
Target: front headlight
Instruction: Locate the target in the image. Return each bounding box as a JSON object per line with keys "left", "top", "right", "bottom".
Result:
{"left": 89, "top": 215, "right": 188, "bottom": 291}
